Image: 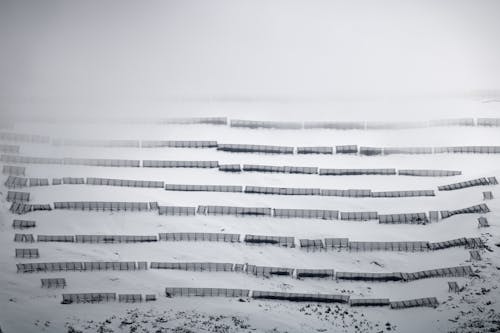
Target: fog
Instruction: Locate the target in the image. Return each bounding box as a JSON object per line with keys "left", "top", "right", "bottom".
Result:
{"left": 1, "top": 0, "right": 500, "bottom": 119}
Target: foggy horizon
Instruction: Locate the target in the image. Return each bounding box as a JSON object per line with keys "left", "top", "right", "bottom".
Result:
{"left": 2, "top": 0, "right": 500, "bottom": 112}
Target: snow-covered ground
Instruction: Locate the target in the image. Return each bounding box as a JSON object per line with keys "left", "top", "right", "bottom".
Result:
{"left": 1, "top": 98, "right": 500, "bottom": 332}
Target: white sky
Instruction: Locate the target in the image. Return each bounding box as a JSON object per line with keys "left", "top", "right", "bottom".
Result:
{"left": 1, "top": 0, "right": 499, "bottom": 106}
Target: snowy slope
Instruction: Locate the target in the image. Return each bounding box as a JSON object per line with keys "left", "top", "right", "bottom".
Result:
{"left": 1, "top": 98, "right": 500, "bottom": 333}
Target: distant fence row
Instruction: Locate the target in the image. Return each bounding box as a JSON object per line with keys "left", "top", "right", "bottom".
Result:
{"left": 60, "top": 288, "right": 439, "bottom": 309}
{"left": 167, "top": 184, "right": 436, "bottom": 198}
{"left": 438, "top": 177, "right": 498, "bottom": 191}
{"left": 1, "top": 155, "right": 140, "bottom": 167}
{"left": 155, "top": 264, "right": 474, "bottom": 283}
{"left": 2, "top": 118, "right": 500, "bottom": 142}
{"left": 167, "top": 204, "right": 490, "bottom": 224}
{"left": 10, "top": 202, "right": 51, "bottom": 214}
{"left": 216, "top": 144, "right": 500, "bottom": 155}
{"left": 16, "top": 260, "right": 473, "bottom": 284}
{"left": 0, "top": 144, "right": 20, "bottom": 154}
{"left": 5, "top": 176, "right": 498, "bottom": 201}
{"left": 2, "top": 165, "right": 25, "bottom": 176}
{"left": 228, "top": 118, "right": 499, "bottom": 130}
{"left": 1, "top": 154, "right": 497, "bottom": 191}
{"left": 17, "top": 261, "right": 147, "bottom": 273}
{"left": 9, "top": 201, "right": 489, "bottom": 224}
{"left": 167, "top": 287, "right": 438, "bottom": 309}
{"left": 0, "top": 176, "right": 444, "bottom": 191}
{"left": 5, "top": 144, "right": 500, "bottom": 160}
{"left": 61, "top": 292, "right": 156, "bottom": 304}
{"left": 14, "top": 232, "right": 484, "bottom": 252}
{"left": 5, "top": 176, "right": 440, "bottom": 198}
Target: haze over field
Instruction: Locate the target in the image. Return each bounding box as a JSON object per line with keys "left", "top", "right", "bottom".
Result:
{"left": 1, "top": 0, "right": 500, "bottom": 118}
